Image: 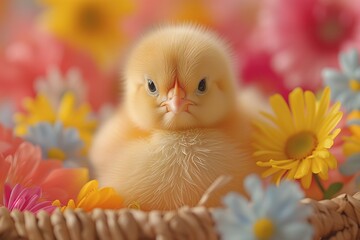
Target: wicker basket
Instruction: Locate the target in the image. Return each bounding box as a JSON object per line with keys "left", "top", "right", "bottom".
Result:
{"left": 1, "top": 191, "right": 359, "bottom": 240}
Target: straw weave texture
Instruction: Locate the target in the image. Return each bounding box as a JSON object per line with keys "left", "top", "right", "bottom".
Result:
{"left": 1, "top": 192, "right": 360, "bottom": 240}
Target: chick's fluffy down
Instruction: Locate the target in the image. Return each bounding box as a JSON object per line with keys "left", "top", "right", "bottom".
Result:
{"left": 90, "top": 24, "right": 263, "bottom": 210}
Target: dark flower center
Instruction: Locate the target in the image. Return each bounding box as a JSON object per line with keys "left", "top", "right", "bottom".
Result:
{"left": 309, "top": 3, "right": 355, "bottom": 52}
{"left": 78, "top": 5, "right": 104, "bottom": 33}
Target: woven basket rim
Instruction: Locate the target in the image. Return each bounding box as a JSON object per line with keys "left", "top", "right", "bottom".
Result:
{"left": 1, "top": 192, "right": 360, "bottom": 239}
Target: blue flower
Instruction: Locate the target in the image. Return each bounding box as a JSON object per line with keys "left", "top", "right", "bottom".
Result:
{"left": 340, "top": 120, "right": 360, "bottom": 177}
{"left": 0, "top": 101, "right": 14, "bottom": 128}
{"left": 340, "top": 153, "right": 360, "bottom": 176}
{"left": 212, "top": 175, "right": 313, "bottom": 240}
{"left": 323, "top": 48, "right": 360, "bottom": 112}
{"left": 25, "top": 122, "right": 84, "bottom": 167}
{"left": 342, "top": 157, "right": 360, "bottom": 187}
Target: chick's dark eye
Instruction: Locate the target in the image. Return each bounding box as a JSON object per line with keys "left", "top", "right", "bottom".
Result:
{"left": 147, "top": 79, "right": 157, "bottom": 93}
{"left": 197, "top": 79, "right": 207, "bottom": 93}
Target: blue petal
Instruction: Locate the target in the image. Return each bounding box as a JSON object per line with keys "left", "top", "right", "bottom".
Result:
{"left": 340, "top": 49, "right": 359, "bottom": 77}
{"left": 213, "top": 211, "right": 245, "bottom": 240}
{"left": 340, "top": 154, "right": 360, "bottom": 176}
{"left": 25, "top": 122, "right": 84, "bottom": 163}
{"left": 347, "top": 119, "right": 360, "bottom": 126}
{"left": 222, "top": 192, "right": 254, "bottom": 224}
{"left": 335, "top": 91, "right": 358, "bottom": 112}
{"left": 0, "top": 101, "right": 15, "bottom": 128}
{"left": 323, "top": 69, "right": 349, "bottom": 86}
{"left": 244, "top": 174, "right": 264, "bottom": 204}
{"left": 278, "top": 222, "right": 314, "bottom": 240}
{"left": 354, "top": 68, "right": 360, "bottom": 80}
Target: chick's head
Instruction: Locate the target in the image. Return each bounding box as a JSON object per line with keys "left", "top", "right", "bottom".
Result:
{"left": 124, "top": 25, "right": 237, "bottom": 130}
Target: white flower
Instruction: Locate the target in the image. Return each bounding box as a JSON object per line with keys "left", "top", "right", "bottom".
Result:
{"left": 212, "top": 175, "right": 313, "bottom": 240}
{"left": 323, "top": 48, "right": 360, "bottom": 112}
{"left": 34, "top": 67, "right": 87, "bottom": 108}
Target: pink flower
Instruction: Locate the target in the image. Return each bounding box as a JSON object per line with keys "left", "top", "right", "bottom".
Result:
{"left": 0, "top": 131, "right": 89, "bottom": 204}
{"left": 208, "top": 0, "right": 263, "bottom": 51}
{"left": 239, "top": 50, "right": 289, "bottom": 97}
{"left": 3, "top": 184, "right": 56, "bottom": 213}
{"left": 259, "top": 0, "right": 360, "bottom": 91}
{"left": 0, "top": 124, "right": 23, "bottom": 157}
{"left": 0, "top": 28, "right": 117, "bottom": 110}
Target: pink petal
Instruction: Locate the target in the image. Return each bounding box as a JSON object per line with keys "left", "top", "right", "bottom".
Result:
{"left": 7, "top": 184, "right": 22, "bottom": 208}
{"left": 40, "top": 168, "right": 89, "bottom": 203}
{"left": 29, "top": 201, "right": 55, "bottom": 213}
{"left": 0, "top": 125, "right": 23, "bottom": 157}
{"left": 3, "top": 184, "right": 12, "bottom": 206}
{"left": 6, "top": 143, "right": 41, "bottom": 186}
{"left": 12, "top": 198, "right": 26, "bottom": 211}
{"left": 37, "top": 205, "right": 57, "bottom": 214}
{"left": 22, "top": 193, "right": 40, "bottom": 210}
{"left": 28, "top": 160, "right": 62, "bottom": 184}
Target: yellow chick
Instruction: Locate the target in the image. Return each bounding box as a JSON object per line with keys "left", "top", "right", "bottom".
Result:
{"left": 90, "top": 24, "right": 262, "bottom": 211}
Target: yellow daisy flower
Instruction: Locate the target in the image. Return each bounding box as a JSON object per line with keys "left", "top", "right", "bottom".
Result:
{"left": 39, "top": 0, "right": 134, "bottom": 66}
{"left": 14, "top": 92, "right": 97, "bottom": 151}
{"left": 53, "top": 180, "right": 123, "bottom": 212}
{"left": 343, "top": 111, "right": 360, "bottom": 157}
{"left": 253, "top": 87, "right": 343, "bottom": 188}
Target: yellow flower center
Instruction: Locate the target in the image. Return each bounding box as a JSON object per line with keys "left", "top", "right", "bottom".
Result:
{"left": 78, "top": 5, "right": 104, "bottom": 33}
{"left": 285, "top": 131, "right": 318, "bottom": 160}
{"left": 47, "top": 147, "right": 66, "bottom": 161}
{"left": 253, "top": 218, "right": 275, "bottom": 240}
{"left": 349, "top": 79, "right": 360, "bottom": 91}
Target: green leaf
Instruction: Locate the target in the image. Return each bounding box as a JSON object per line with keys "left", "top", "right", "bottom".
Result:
{"left": 324, "top": 182, "right": 344, "bottom": 199}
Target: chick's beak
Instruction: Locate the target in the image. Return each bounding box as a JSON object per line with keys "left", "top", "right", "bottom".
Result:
{"left": 162, "top": 81, "right": 193, "bottom": 113}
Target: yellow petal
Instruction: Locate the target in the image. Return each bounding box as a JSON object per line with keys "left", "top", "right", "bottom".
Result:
{"left": 269, "top": 94, "right": 294, "bottom": 134}
{"left": 97, "top": 188, "right": 123, "bottom": 209}
{"left": 272, "top": 169, "right": 287, "bottom": 185}
{"left": 294, "top": 158, "right": 311, "bottom": 179}
{"left": 311, "top": 158, "right": 322, "bottom": 174}
{"left": 269, "top": 159, "right": 296, "bottom": 165}
{"left": 67, "top": 199, "right": 76, "bottom": 209}
{"left": 318, "top": 170, "right": 329, "bottom": 180}
{"left": 78, "top": 191, "right": 101, "bottom": 211}
{"left": 271, "top": 160, "right": 299, "bottom": 170}
{"left": 58, "top": 92, "right": 76, "bottom": 121}
{"left": 257, "top": 161, "right": 273, "bottom": 167}
{"left": 314, "top": 87, "right": 330, "bottom": 128}
{"left": 343, "top": 137, "right": 360, "bottom": 157}
{"left": 253, "top": 120, "right": 284, "bottom": 141}
{"left": 253, "top": 150, "right": 285, "bottom": 159}
{"left": 304, "top": 90, "right": 316, "bottom": 128}
{"left": 286, "top": 165, "right": 298, "bottom": 180}
{"left": 289, "top": 88, "right": 306, "bottom": 130}
{"left": 315, "top": 149, "right": 330, "bottom": 158}
{"left": 301, "top": 171, "right": 313, "bottom": 189}
{"left": 317, "top": 112, "right": 342, "bottom": 139}
{"left": 252, "top": 135, "right": 283, "bottom": 151}
{"left": 326, "top": 154, "right": 337, "bottom": 169}
{"left": 52, "top": 200, "right": 61, "bottom": 207}
{"left": 261, "top": 167, "right": 282, "bottom": 178}
{"left": 77, "top": 180, "right": 99, "bottom": 202}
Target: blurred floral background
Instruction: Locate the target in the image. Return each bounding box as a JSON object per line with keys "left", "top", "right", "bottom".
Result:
{"left": 2, "top": 0, "right": 360, "bottom": 118}
{"left": 2, "top": 0, "right": 360, "bottom": 114}
{"left": 1, "top": 0, "right": 360, "bottom": 212}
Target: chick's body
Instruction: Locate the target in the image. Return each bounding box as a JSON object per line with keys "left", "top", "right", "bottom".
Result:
{"left": 90, "top": 25, "right": 261, "bottom": 210}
